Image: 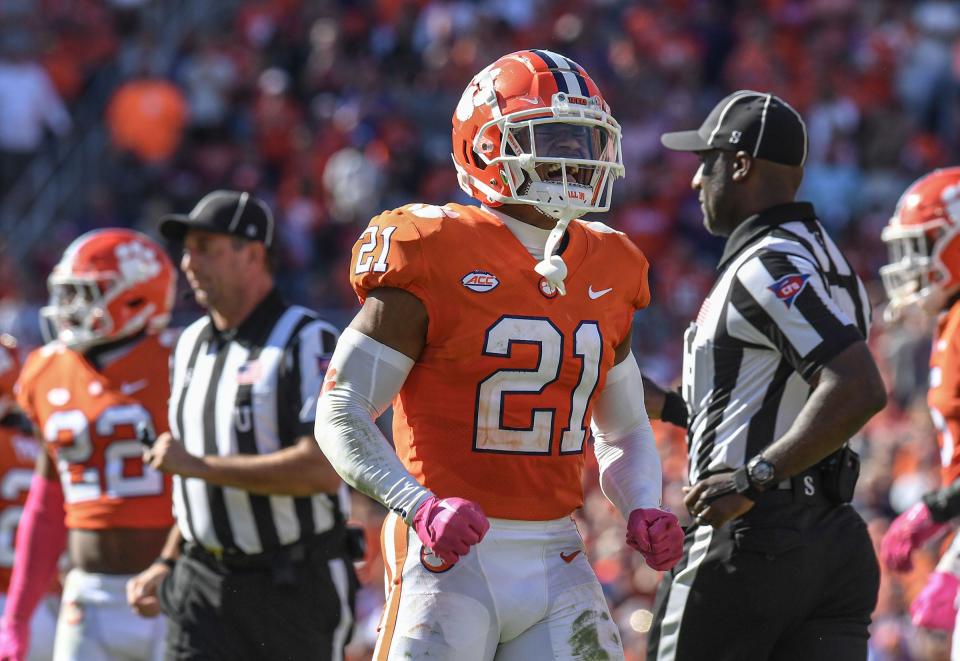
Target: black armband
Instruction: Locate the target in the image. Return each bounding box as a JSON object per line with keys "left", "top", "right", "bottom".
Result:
{"left": 661, "top": 391, "right": 689, "bottom": 429}
{"left": 155, "top": 556, "right": 177, "bottom": 570}
{"left": 922, "top": 481, "right": 960, "bottom": 523}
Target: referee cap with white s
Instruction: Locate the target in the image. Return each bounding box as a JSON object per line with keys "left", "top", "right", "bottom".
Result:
{"left": 159, "top": 190, "right": 275, "bottom": 249}
{"left": 661, "top": 90, "right": 808, "bottom": 167}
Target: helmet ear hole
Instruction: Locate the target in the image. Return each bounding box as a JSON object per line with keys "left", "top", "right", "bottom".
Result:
{"left": 126, "top": 297, "right": 146, "bottom": 309}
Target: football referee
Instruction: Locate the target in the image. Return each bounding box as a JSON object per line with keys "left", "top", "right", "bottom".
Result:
{"left": 125, "top": 190, "right": 357, "bottom": 661}
{"left": 647, "top": 92, "right": 886, "bottom": 661}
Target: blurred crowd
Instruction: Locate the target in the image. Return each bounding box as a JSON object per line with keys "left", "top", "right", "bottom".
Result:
{"left": 3, "top": 0, "right": 960, "bottom": 658}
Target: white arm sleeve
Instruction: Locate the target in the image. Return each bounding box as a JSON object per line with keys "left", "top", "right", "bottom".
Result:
{"left": 314, "top": 327, "right": 432, "bottom": 524}
{"left": 590, "top": 352, "right": 663, "bottom": 518}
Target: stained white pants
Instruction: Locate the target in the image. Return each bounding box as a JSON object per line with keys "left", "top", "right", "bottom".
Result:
{"left": 374, "top": 513, "right": 623, "bottom": 661}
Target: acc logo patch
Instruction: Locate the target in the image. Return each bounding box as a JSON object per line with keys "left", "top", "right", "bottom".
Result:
{"left": 462, "top": 271, "right": 499, "bottom": 293}
{"left": 420, "top": 546, "right": 455, "bottom": 573}
{"left": 768, "top": 273, "right": 810, "bottom": 308}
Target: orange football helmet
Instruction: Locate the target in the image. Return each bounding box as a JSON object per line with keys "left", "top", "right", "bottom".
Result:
{"left": 881, "top": 167, "right": 960, "bottom": 318}
{"left": 451, "top": 49, "right": 624, "bottom": 221}
{"left": 41, "top": 229, "right": 176, "bottom": 350}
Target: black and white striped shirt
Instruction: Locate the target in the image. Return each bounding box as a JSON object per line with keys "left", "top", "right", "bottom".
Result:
{"left": 169, "top": 289, "right": 341, "bottom": 554}
{"left": 682, "top": 202, "right": 870, "bottom": 483}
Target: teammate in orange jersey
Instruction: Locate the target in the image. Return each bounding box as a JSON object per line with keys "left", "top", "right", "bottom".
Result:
{"left": 315, "top": 49, "right": 683, "bottom": 660}
{"left": 0, "top": 335, "right": 58, "bottom": 661}
{"left": 0, "top": 229, "right": 176, "bottom": 661}
{"left": 879, "top": 168, "right": 960, "bottom": 652}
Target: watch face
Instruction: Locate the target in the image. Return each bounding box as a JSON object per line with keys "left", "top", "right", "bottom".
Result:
{"left": 750, "top": 459, "right": 776, "bottom": 485}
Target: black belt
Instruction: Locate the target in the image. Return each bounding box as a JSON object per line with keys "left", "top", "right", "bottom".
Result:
{"left": 756, "top": 469, "right": 834, "bottom": 508}
{"left": 698, "top": 467, "right": 836, "bottom": 509}
{"left": 183, "top": 527, "right": 345, "bottom": 572}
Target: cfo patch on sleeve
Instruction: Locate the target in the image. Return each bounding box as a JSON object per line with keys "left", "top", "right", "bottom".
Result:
{"left": 768, "top": 273, "right": 810, "bottom": 308}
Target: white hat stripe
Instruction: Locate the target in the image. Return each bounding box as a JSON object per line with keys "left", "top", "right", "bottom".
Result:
{"left": 227, "top": 192, "right": 249, "bottom": 232}
{"left": 707, "top": 90, "right": 763, "bottom": 145}
{"left": 753, "top": 94, "right": 773, "bottom": 158}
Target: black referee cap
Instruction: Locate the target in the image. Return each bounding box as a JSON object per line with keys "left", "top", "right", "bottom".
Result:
{"left": 661, "top": 91, "right": 808, "bottom": 167}
{"left": 159, "top": 190, "right": 275, "bottom": 248}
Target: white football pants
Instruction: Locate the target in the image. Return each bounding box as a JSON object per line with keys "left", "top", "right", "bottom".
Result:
{"left": 53, "top": 569, "right": 166, "bottom": 661}
{"left": 374, "top": 513, "right": 624, "bottom": 661}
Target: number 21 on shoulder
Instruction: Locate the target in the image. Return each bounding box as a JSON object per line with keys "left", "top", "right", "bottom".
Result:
{"left": 355, "top": 226, "right": 397, "bottom": 275}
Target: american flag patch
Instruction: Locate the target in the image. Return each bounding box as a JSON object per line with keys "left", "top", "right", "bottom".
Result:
{"left": 237, "top": 359, "right": 262, "bottom": 385}
{"left": 696, "top": 298, "right": 711, "bottom": 326}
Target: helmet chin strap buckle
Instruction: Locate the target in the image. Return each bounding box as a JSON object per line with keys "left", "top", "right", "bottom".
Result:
{"left": 535, "top": 254, "right": 568, "bottom": 296}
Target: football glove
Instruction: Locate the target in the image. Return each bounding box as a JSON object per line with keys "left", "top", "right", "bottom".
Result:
{"left": 412, "top": 496, "right": 490, "bottom": 566}
{"left": 627, "top": 508, "right": 684, "bottom": 571}
{"left": 911, "top": 571, "right": 960, "bottom": 631}
{"left": 880, "top": 502, "right": 946, "bottom": 572}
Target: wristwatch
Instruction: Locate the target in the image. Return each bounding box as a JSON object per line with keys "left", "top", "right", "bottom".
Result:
{"left": 732, "top": 455, "right": 778, "bottom": 498}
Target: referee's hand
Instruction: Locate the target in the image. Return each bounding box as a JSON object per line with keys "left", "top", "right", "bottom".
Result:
{"left": 127, "top": 562, "right": 170, "bottom": 618}
{"left": 684, "top": 474, "right": 755, "bottom": 528}
{"left": 143, "top": 432, "right": 205, "bottom": 478}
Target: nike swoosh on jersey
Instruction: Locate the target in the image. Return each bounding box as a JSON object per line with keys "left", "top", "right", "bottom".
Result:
{"left": 119, "top": 379, "right": 149, "bottom": 396}
{"left": 560, "top": 550, "right": 582, "bottom": 563}
{"left": 587, "top": 285, "right": 613, "bottom": 300}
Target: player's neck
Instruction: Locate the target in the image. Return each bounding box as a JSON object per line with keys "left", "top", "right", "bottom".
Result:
{"left": 496, "top": 202, "right": 558, "bottom": 230}
{"left": 488, "top": 207, "right": 551, "bottom": 259}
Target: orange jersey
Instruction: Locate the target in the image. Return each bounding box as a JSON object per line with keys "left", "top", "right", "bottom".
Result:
{"left": 0, "top": 419, "right": 43, "bottom": 592}
{"left": 351, "top": 203, "right": 650, "bottom": 520}
{"left": 930, "top": 299, "right": 960, "bottom": 485}
{"left": 15, "top": 333, "right": 176, "bottom": 530}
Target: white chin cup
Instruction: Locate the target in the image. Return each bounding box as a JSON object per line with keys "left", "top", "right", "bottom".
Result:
{"left": 524, "top": 181, "right": 591, "bottom": 220}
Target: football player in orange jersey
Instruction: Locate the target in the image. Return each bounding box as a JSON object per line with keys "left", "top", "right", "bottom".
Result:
{"left": 315, "top": 50, "right": 683, "bottom": 660}
{"left": 0, "top": 335, "right": 58, "bottom": 661}
{"left": 879, "top": 168, "right": 960, "bottom": 651}
{"left": 0, "top": 229, "right": 176, "bottom": 661}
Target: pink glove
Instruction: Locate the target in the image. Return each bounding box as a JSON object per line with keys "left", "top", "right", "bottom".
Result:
{"left": 911, "top": 571, "right": 960, "bottom": 631}
{"left": 626, "top": 508, "right": 684, "bottom": 571}
{"left": 0, "top": 621, "right": 29, "bottom": 661}
{"left": 412, "top": 496, "right": 490, "bottom": 566}
{"left": 880, "top": 502, "right": 946, "bottom": 572}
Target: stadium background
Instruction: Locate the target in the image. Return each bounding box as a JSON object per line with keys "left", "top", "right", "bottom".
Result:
{"left": 0, "top": 0, "right": 957, "bottom": 658}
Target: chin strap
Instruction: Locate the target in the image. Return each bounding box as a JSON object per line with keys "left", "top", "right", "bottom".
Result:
{"left": 534, "top": 214, "right": 574, "bottom": 296}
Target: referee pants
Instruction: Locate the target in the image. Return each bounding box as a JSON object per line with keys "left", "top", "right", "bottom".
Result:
{"left": 646, "top": 500, "right": 879, "bottom": 661}
{"left": 158, "top": 534, "right": 357, "bottom": 661}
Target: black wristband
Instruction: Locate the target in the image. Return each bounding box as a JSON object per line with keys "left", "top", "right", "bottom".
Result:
{"left": 661, "top": 391, "right": 689, "bottom": 429}
{"left": 923, "top": 487, "right": 960, "bottom": 523}
{"left": 155, "top": 556, "right": 177, "bottom": 570}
